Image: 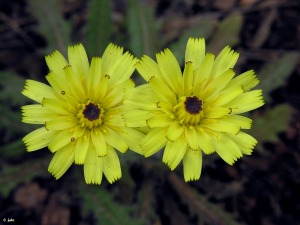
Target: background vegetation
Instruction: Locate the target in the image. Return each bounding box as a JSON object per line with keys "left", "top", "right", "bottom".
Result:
{"left": 0, "top": 0, "right": 299, "bottom": 225}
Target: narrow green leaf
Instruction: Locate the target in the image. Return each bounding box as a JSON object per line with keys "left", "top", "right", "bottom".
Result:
{"left": 208, "top": 12, "right": 243, "bottom": 53}
{"left": 78, "top": 179, "right": 143, "bottom": 225}
{"left": 170, "top": 19, "right": 216, "bottom": 65}
{"left": 127, "top": 0, "right": 159, "bottom": 58}
{"left": 27, "top": 0, "right": 71, "bottom": 54}
{"left": 87, "top": 0, "right": 112, "bottom": 56}
{"left": 250, "top": 104, "right": 292, "bottom": 151}
{"left": 257, "top": 52, "right": 299, "bottom": 103}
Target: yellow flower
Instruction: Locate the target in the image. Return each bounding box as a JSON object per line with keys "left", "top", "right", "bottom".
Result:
{"left": 124, "top": 37, "right": 264, "bottom": 182}
{"left": 22, "top": 43, "right": 144, "bottom": 185}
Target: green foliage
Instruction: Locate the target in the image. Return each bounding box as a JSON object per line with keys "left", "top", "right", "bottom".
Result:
{"left": 257, "top": 52, "right": 299, "bottom": 103}
{"left": 170, "top": 19, "right": 216, "bottom": 64}
{"left": 250, "top": 104, "right": 293, "bottom": 151}
{"left": 79, "top": 178, "right": 143, "bottom": 225}
{"left": 127, "top": 0, "right": 159, "bottom": 58}
{"left": 0, "top": 158, "right": 48, "bottom": 197}
{"left": 208, "top": 12, "right": 243, "bottom": 53}
{"left": 27, "top": 0, "right": 71, "bottom": 54}
{"left": 87, "top": 0, "right": 112, "bottom": 56}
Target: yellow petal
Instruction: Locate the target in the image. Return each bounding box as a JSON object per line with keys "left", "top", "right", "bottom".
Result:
{"left": 91, "top": 129, "right": 107, "bottom": 157}
{"left": 74, "top": 135, "right": 89, "bottom": 165}
{"left": 108, "top": 51, "right": 137, "bottom": 87}
{"left": 205, "top": 69, "right": 235, "bottom": 99}
{"left": 225, "top": 90, "right": 264, "bottom": 114}
{"left": 193, "top": 53, "right": 215, "bottom": 95}
{"left": 87, "top": 57, "right": 102, "bottom": 97}
{"left": 22, "top": 80, "right": 57, "bottom": 103}
{"left": 42, "top": 98, "right": 70, "bottom": 115}
{"left": 103, "top": 127, "right": 128, "bottom": 153}
{"left": 141, "top": 127, "right": 168, "bottom": 157}
{"left": 45, "top": 116, "right": 77, "bottom": 130}
{"left": 146, "top": 113, "right": 172, "bottom": 128}
{"left": 162, "top": 137, "right": 187, "bottom": 170}
{"left": 136, "top": 55, "right": 162, "bottom": 81}
{"left": 183, "top": 149, "right": 202, "bottom": 182}
{"left": 68, "top": 43, "right": 89, "bottom": 79}
{"left": 225, "top": 132, "right": 257, "bottom": 155}
{"left": 211, "top": 46, "right": 239, "bottom": 78}
{"left": 23, "top": 127, "right": 56, "bottom": 152}
{"left": 213, "top": 134, "right": 242, "bottom": 165}
{"left": 202, "top": 118, "right": 240, "bottom": 134}
{"left": 196, "top": 128, "right": 214, "bottom": 154}
{"left": 185, "top": 126, "right": 199, "bottom": 150}
{"left": 185, "top": 37, "right": 205, "bottom": 70}
{"left": 22, "top": 104, "right": 57, "bottom": 124}
{"left": 48, "top": 143, "right": 74, "bottom": 179}
{"left": 45, "top": 50, "right": 68, "bottom": 75}
{"left": 156, "top": 49, "right": 182, "bottom": 94}
{"left": 148, "top": 76, "right": 175, "bottom": 104}
{"left": 84, "top": 146, "right": 103, "bottom": 184}
{"left": 103, "top": 146, "right": 121, "bottom": 183}
{"left": 118, "top": 127, "right": 144, "bottom": 154}
{"left": 227, "top": 70, "right": 259, "bottom": 91}
{"left": 45, "top": 70, "right": 69, "bottom": 97}
{"left": 166, "top": 121, "right": 185, "bottom": 141}
{"left": 182, "top": 61, "right": 194, "bottom": 96}
{"left": 122, "top": 109, "right": 153, "bottom": 127}
{"left": 212, "top": 86, "right": 244, "bottom": 106}
{"left": 204, "top": 106, "right": 231, "bottom": 119}
{"left": 63, "top": 65, "right": 86, "bottom": 100}
{"left": 48, "top": 130, "right": 74, "bottom": 153}
{"left": 222, "top": 115, "right": 252, "bottom": 129}
{"left": 101, "top": 43, "right": 123, "bottom": 77}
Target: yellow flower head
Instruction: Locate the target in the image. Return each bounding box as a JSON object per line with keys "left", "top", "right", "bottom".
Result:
{"left": 22, "top": 43, "right": 144, "bottom": 185}
{"left": 124, "top": 37, "right": 264, "bottom": 182}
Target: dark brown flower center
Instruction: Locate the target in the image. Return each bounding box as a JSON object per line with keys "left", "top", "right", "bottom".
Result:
{"left": 83, "top": 103, "right": 101, "bottom": 121}
{"left": 184, "top": 96, "right": 202, "bottom": 114}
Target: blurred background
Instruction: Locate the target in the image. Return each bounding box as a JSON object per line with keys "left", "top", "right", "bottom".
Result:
{"left": 0, "top": 0, "right": 299, "bottom": 224}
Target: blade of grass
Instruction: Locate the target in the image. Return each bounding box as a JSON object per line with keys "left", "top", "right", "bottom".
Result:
{"left": 127, "top": 0, "right": 159, "bottom": 58}
{"left": 87, "top": 0, "right": 112, "bottom": 56}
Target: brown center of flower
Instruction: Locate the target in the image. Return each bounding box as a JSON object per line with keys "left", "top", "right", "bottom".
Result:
{"left": 83, "top": 102, "right": 101, "bottom": 121}
{"left": 184, "top": 96, "right": 202, "bottom": 114}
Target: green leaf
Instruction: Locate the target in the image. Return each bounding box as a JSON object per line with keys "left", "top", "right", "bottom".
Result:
{"left": 207, "top": 12, "right": 243, "bottom": 53}
{"left": 257, "top": 52, "right": 299, "bottom": 103}
{"left": 0, "top": 158, "right": 48, "bottom": 197}
{"left": 87, "top": 0, "right": 112, "bottom": 56}
{"left": 79, "top": 179, "right": 143, "bottom": 225}
{"left": 27, "top": 0, "right": 71, "bottom": 54}
{"left": 0, "top": 71, "right": 27, "bottom": 106}
{"left": 127, "top": 0, "right": 159, "bottom": 58}
{"left": 170, "top": 19, "right": 216, "bottom": 65}
{"left": 250, "top": 104, "right": 292, "bottom": 151}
